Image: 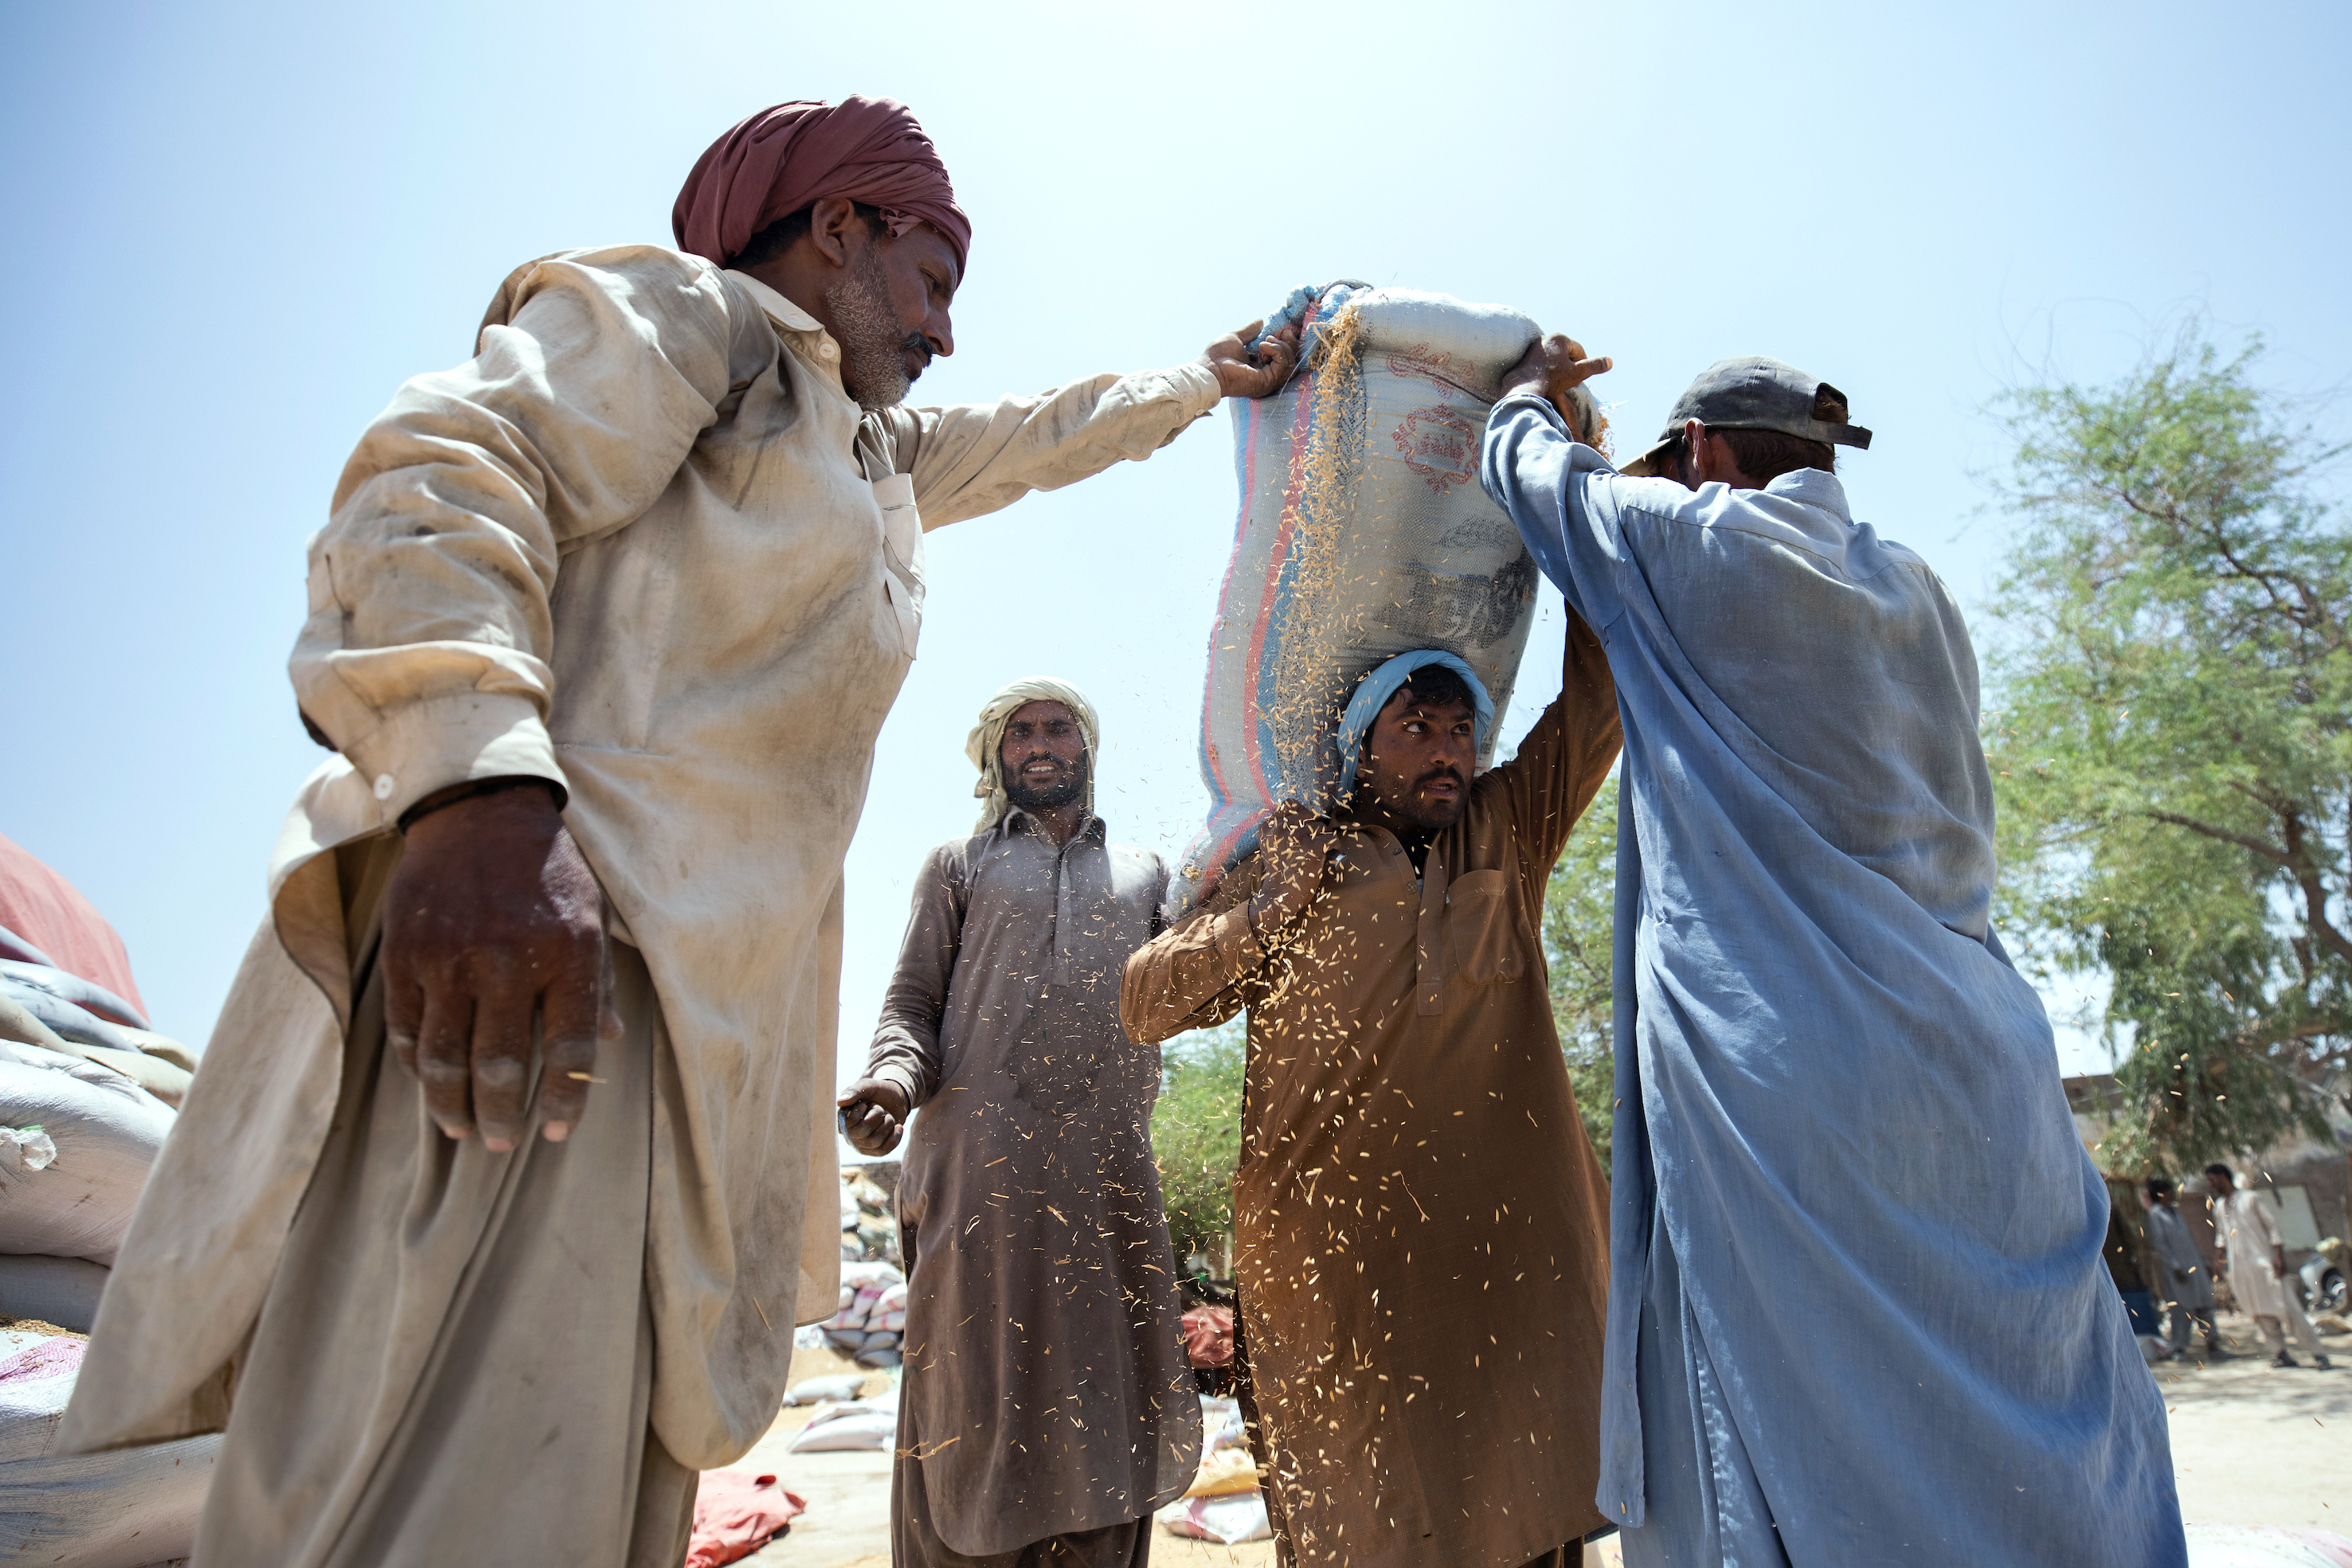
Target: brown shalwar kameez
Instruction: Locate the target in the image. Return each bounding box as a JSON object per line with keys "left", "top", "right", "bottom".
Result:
{"left": 863, "top": 810, "right": 1200, "bottom": 1564}
{"left": 1121, "top": 624, "right": 1621, "bottom": 1568}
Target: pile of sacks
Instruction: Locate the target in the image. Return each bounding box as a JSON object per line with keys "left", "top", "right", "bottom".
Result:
{"left": 1157, "top": 1394, "right": 1271, "bottom": 1545}
{"left": 839, "top": 1168, "right": 898, "bottom": 1263}
{"left": 2, "top": 929, "right": 213, "bottom": 1563}
{"left": 819, "top": 1261, "right": 907, "bottom": 1369}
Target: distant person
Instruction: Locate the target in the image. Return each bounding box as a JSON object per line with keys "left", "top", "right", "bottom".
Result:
{"left": 839, "top": 680, "right": 1199, "bottom": 1566}
{"left": 1122, "top": 620, "right": 1623, "bottom": 1568}
{"left": 2104, "top": 1194, "right": 2160, "bottom": 1337}
{"left": 57, "top": 96, "right": 1297, "bottom": 1568}
{"left": 1481, "top": 341, "right": 2185, "bottom": 1566}
{"left": 2144, "top": 1177, "right": 2225, "bottom": 1360}
{"left": 2205, "top": 1163, "right": 2331, "bottom": 1369}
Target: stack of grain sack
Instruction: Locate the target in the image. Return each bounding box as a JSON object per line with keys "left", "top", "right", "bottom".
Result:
{"left": 0, "top": 831, "right": 215, "bottom": 1566}
{"left": 819, "top": 1261, "right": 907, "bottom": 1371}
{"left": 839, "top": 1167, "right": 900, "bottom": 1265}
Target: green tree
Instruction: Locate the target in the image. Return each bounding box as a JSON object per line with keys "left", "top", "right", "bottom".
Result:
{"left": 1985, "top": 326, "right": 2352, "bottom": 1171}
{"left": 1151, "top": 1016, "right": 1246, "bottom": 1255}
{"left": 1542, "top": 784, "right": 1619, "bottom": 1163}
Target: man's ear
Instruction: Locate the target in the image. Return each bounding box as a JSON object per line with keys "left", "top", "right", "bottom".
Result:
{"left": 808, "top": 196, "right": 869, "bottom": 270}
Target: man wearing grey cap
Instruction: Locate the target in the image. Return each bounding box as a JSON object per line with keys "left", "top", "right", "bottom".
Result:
{"left": 1477, "top": 346, "right": 2186, "bottom": 1566}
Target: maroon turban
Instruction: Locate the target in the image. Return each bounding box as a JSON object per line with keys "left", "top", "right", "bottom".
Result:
{"left": 671, "top": 96, "right": 971, "bottom": 273}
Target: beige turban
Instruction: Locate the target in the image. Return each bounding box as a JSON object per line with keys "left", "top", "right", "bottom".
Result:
{"left": 965, "top": 678, "right": 1101, "bottom": 832}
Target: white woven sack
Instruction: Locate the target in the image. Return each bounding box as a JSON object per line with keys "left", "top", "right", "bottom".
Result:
{"left": 0, "top": 1254, "right": 110, "bottom": 1334}
{"left": 0, "top": 1046, "right": 174, "bottom": 1265}
{"left": 0, "top": 1336, "right": 218, "bottom": 1568}
{"left": 1174, "top": 280, "right": 1599, "bottom": 916}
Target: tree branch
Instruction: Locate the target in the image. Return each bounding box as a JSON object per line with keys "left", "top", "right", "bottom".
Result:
{"left": 2143, "top": 810, "right": 2294, "bottom": 866}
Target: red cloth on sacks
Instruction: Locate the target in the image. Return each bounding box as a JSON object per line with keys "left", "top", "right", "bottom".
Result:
{"left": 686, "top": 1468, "right": 806, "bottom": 1567}
{"left": 0, "top": 830, "right": 147, "bottom": 1017}
{"left": 1182, "top": 1304, "right": 1235, "bottom": 1368}
{"left": 671, "top": 96, "right": 970, "bottom": 271}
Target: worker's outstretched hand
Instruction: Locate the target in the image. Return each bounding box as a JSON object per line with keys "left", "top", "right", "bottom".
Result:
{"left": 1500, "top": 334, "right": 1613, "bottom": 434}
{"left": 382, "top": 784, "right": 620, "bottom": 1151}
{"left": 1204, "top": 318, "right": 1302, "bottom": 399}
{"left": 836, "top": 1078, "right": 910, "bottom": 1157}
{"left": 1250, "top": 800, "right": 1333, "bottom": 941}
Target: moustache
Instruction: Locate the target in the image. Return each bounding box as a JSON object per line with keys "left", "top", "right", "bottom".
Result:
{"left": 1415, "top": 765, "right": 1464, "bottom": 788}
{"left": 902, "top": 332, "right": 933, "bottom": 373}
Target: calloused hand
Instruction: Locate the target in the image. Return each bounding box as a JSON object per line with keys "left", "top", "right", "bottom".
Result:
{"left": 1500, "top": 334, "right": 1613, "bottom": 428}
{"left": 1250, "top": 800, "right": 1333, "bottom": 940}
{"left": 837, "top": 1077, "right": 910, "bottom": 1156}
{"left": 1205, "top": 318, "right": 1303, "bottom": 399}
{"left": 382, "top": 783, "right": 621, "bottom": 1150}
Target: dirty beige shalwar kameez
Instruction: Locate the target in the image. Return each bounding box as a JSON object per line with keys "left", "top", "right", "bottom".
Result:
{"left": 57, "top": 245, "right": 1224, "bottom": 1563}
{"left": 1121, "top": 624, "right": 1622, "bottom": 1568}
{"left": 864, "top": 810, "right": 1199, "bottom": 1564}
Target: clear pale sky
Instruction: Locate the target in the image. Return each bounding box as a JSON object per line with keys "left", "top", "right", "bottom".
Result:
{"left": 5, "top": 0, "right": 2347, "bottom": 1089}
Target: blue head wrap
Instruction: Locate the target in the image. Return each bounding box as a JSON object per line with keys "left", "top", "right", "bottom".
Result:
{"left": 1333, "top": 650, "right": 1494, "bottom": 800}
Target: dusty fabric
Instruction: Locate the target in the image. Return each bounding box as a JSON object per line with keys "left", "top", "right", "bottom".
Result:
{"left": 672, "top": 96, "right": 970, "bottom": 270}
{"left": 964, "top": 678, "right": 1100, "bottom": 834}
{"left": 57, "top": 244, "right": 1222, "bottom": 1471}
{"left": 894, "top": 1440, "right": 1152, "bottom": 1568}
{"left": 2147, "top": 1202, "right": 2215, "bottom": 1310}
{"left": 1121, "top": 625, "right": 1622, "bottom": 1568}
{"left": 1485, "top": 394, "right": 2186, "bottom": 1566}
{"left": 189, "top": 907, "right": 696, "bottom": 1568}
{"left": 866, "top": 810, "right": 1198, "bottom": 1558}
{"left": 0, "top": 831, "right": 146, "bottom": 1019}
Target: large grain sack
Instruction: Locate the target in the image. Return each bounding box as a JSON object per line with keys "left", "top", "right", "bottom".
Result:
{"left": 0, "top": 1334, "right": 218, "bottom": 1567}
{"left": 2185, "top": 1525, "right": 2352, "bottom": 1566}
{"left": 1173, "top": 280, "right": 1603, "bottom": 915}
{"left": 0, "top": 1044, "right": 175, "bottom": 1265}
{"left": 0, "top": 1255, "right": 110, "bottom": 1334}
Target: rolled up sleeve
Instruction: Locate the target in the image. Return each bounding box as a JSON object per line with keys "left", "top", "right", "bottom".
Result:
{"left": 886, "top": 361, "right": 1223, "bottom": 529}
{"left": 290, "top": 248, "right": 740, "bottom": 826}
{"left": 1120, "top": 859, "right": 1264, "bottom": 1046}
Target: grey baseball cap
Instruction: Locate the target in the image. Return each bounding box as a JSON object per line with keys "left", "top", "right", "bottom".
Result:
{"left": 1618, "top": 356, "right": 1873, "bottom": 478}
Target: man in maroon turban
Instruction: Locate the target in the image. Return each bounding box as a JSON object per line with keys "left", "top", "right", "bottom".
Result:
{"left": 61, "top": 96, "right": 1297, "bottom": 1568}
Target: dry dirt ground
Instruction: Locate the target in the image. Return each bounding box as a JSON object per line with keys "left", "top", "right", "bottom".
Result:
{"left": 738, "top": 1312, "right": 2350, "bottom": 1567}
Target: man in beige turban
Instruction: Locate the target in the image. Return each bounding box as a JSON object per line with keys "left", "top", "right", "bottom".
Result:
{"left": 839, "top": 679, "right": 1198, "bottom": 1568}
{"left": 59, "top": 98, "right": 1295, "bottom": 1568}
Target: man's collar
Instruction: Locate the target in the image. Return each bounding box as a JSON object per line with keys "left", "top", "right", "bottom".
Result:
{"left": 1763, "top": 466, "right": 1851, "bottom": 520}
{"left": 724, "top": 269, "right": 826, "bottom": 335}
{"left": 1000, "top": 807, "right": 1106, "bottom": 845}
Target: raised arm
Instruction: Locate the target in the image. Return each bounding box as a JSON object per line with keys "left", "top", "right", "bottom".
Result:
{"left": 840, "top": 843, "right": 969, "bottom": 1155}
{"left": 877, "top": 317, "right": 1301, "bottom": 527}
{"left": 1121, "top": 802, "right": 1329, "bottom": 1044}
{"left": 1493, "top": 606, "right": 1623, "bottom": 886}
{"left": 1481, "top": 380, "right": 1633, "bottom": 633}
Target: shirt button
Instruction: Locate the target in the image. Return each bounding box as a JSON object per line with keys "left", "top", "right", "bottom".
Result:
{"left": 818, "top": 342, "right": 838, "bottom": 360}
{"left": 373, "top": 774, "right": 396, "bottom": 801}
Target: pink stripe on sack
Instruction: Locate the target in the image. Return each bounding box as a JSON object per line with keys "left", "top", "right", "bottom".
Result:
{"left": 1240, "top": 306, "right": 1327, "bottom": 802}
{"left": 1203, "top": 396, "right": 1262, "bottom": 805}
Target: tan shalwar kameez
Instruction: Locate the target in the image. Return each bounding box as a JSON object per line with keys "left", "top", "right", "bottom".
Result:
{"left": 57, "top": 245, "right": 1224, "bottom": 1566}
{"left": 864, "top": 809, "right": 1199, "bottom": 1566}
{"left": 1121, "top": 624, "right": 1621, "bottom": 1568}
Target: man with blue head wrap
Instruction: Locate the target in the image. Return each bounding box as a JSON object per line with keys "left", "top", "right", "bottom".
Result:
{"left": 1124, "top": 621, "right": 1624, "bottom": 1568}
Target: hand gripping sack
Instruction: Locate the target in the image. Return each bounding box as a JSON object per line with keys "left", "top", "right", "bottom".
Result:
{"left": 1173, "top": 281, "right": 1601, "bottom": 917}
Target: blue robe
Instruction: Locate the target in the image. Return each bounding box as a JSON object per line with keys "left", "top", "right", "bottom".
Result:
{"left": 1480, "top": 396, "right": 2182, "bottom": 1567}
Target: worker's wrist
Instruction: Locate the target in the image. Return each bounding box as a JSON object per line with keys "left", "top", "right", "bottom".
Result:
{"left": 398, "top": 776, "right": 565, "bottom": 835}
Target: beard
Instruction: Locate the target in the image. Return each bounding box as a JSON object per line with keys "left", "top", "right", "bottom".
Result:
{"left": 1005, "top": 749, "right": 1090, "bottom": 815}
{"left": 824, "top": 245, "right": 929, "bottom": 410}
